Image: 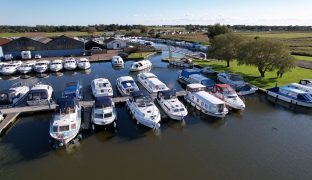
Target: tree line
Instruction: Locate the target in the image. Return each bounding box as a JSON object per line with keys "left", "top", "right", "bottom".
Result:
{"left": 1, "top": 24, "right": 312, "bottom": 33}
{"left": 208, "top": 24, "right": 295, "bottom": 78}
{"left": 0, "top": 24, "right": 147, "bottom": 33}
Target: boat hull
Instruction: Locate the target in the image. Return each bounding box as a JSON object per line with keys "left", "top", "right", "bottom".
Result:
{"left": 267, "top": 90, "right": 312, "bottom": 107}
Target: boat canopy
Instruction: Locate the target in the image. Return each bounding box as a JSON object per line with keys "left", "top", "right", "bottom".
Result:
{"left": 157, "top": 90, "right": 176, "bottom": 100}
{"left": 0, "top": 90, "right": 16, "bottom": 105}
{"left": 57, "top": 97, "right": 78, "bottom": 109}
{"left": 63, "top": 82, "right": 81, "bottom": 97}
{"left": 229, "top": 74, "right": 244, "bottom": 81}
{"left": 180, "top": 69, "right": 200, "bottom": 78}
{"left": 214, "top": 84, "right": 236, "bottom": 94}
{"left": 95, "top": 96, "right": 112, "bottom": 108}
{"left": 130, "top": 91, "right": 151, "bottom": 102}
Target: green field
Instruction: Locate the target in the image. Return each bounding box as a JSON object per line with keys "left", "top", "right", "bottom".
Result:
{"left": 128, "top": 52, "right": 154, "bottom": 59}
{"left": 0, "top": 31, "right": 105, "bottom": 38}
{"left": 293, "top": 55, "right": 312, "bottom": 62}
{"left": 195, "top": 59, "right": 312, "bottom": 89}
{"left": 162, "top": 33, "right": 210, "bottom": 45}
{"left": 236, "top": 32, "right": 312, "bottom": 56}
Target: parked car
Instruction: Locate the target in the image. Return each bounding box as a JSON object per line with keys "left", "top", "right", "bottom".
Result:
{"left": 91, "top": 47, "right": 102, "bottom": 51}
{"left": 118, "top": 52, "right": 128, "bottom": 59}
{"left": 34, "top": 54, "right": 42, "bottom": 59}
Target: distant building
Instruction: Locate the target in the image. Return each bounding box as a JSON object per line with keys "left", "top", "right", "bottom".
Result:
{"left": 2, "top": 35, "right": 84, "bottom": 58}
{"left": 105, "top": 38, "right": 127, "bottom": 50}
{"left": 0, "top": 38, "right": 11, "bottom": 59}
{"left": 85, "top": 40, "right": 105, "bottom": 50}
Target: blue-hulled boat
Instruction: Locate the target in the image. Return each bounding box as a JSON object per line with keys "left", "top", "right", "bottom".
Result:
{"left": 267, "top": 86, "right": 312, "bottom": 107}
{"left": 62, "top": 82, "right": 83, "bottom": 100}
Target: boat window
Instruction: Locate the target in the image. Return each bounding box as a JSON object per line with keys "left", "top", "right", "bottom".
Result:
{"left": 180, "top": 108, "right": 184, "bottom": 111}
{"left": 52, "top": 126, "right": 58, "bottom": 132}
{"left": 58, "top": 107, "right": 75, "bottom": 114}
{"left": 230, "top": 74, "right": 244, "bottom": 81}
{"left": 28, "top": 93, "right": 33, "bottom": 100}
{"left": 197, "top": 99, "right": 199, "bottom": 103}
{"left": 201, "top": 102, "right": 204, "bottom": 106}
{"left": 0, "top": 93, "right": 8, "bottom": 102}
{"left": 104, "top": 112, "right": 113, "bottom": 118}
{"left": 95, "top": 113, "right": 103, "bottom": 119}
{"left": 173, "top": 109, "right": 179, "bottom": 112}
{"left": 59, "top": 125, "right": 70, "bottom": 132}
{"left": 71, "top": 123, "right": 76, "bottom": 130}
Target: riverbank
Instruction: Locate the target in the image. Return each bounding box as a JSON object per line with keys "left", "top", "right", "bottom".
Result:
{"left": 194, "top": 59, "right": 312, "bottom": 89}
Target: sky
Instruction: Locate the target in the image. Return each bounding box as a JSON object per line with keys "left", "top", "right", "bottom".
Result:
{"left": 1, "top": 0, "right": 312, "bottom": 26}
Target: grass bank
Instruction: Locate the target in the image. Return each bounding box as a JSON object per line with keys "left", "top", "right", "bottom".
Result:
{"left": 194, "top": 59, "right": 312, "bottom": 89}
{"left": 128, "top": 52, "right": 155, "bottom": 59}
{"left": 293, "top": 55, "right": 312, "bottom": 62}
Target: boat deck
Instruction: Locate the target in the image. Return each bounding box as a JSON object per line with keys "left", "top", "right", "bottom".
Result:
{"left": 0, "top": 90, "right": 186, "bottom": 135}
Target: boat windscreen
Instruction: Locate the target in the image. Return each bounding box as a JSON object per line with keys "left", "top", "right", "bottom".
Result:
{"left": 230, "top": 74, "right": 244, "bottom": 81}
{"left": 121, "top": 81, "right": 136, "bottom": 88}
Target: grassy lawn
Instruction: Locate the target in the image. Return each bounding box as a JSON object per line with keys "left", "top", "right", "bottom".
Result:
{"left": 162, "top": 33, "right": 210, "bottom": 45}
{"left": 128, "top": 52, "right": 154, "bottom": 59}
{"left": 293, "top": 55, "right": 312, "bottom": 62}
{"left": 0, "top": 31, "right": 105, "bottom": 38}
{"left": 236, "top": 32, "right": 312, "bottom": 39}
{"left": 195, "top": 59, "right": 312, "bottom": 89}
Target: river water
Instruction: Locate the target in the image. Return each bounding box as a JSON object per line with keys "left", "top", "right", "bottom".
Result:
{"left": 0, "top": 49, "right": 311, "bottom": 180}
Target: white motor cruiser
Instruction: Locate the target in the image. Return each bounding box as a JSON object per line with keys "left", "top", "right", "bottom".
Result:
{"left": 130, "top": 60, "right": 152, "bottom": 72}
{"left": 116, "top": 76, "right": 139, "bottom": 96}
{"left": 49, "top": 59, "right": 63, "bottom": 72}
{"left": 34, "top": 60, "right": 50, "bottom": 73}
{"left": 0, "top": 82, "right": 30, "bottom": 107}
{"left": 91, "top": 78, "right": 113, "bottom": 97}
{"left": 184, "top": 84, "right": 229, "bottom": 118}
{"left": 91, "top": 96, "right": 117, "bottom": 130}
{"left": 111, "top": 56, "right": 124, "bottom": 67}
{"left": 0, "top": 61, "right": 22, "bottom": 75}
{"left": 211, "top": 84, "right": 246, "bottom": 110}
{"left": 17, "top": 61, "right": 36, "bottom": 74}
{"left": 156, "top": 90, "right": 188, "bottom": 121}
{"left": 26, "top": 82, "right": 53, "bottom": 106}
{"left": 286, "top": 83, "right": 312, "bottom": 95}
{"left": 137, "top": 72, "right": 169, "bottom": 93}
{"left": 126, "top": 91, "right": 161, "bottom": 129}
{"left": 64, "top": 58, "right": 77, "bottom": 70}
{"left": 77, "top": 58, "right": 91, "bottom": 70}
{"left": 49, "top": 97, "right": 82, "bottom": 147}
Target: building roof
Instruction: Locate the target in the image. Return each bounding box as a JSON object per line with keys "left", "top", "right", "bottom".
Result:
{"left": 0, "top": 38, "right": 11, "bottom": 46}
{"left": 104, "top": 38, "right": 115, "bottom": 44}
{"left": 30, "top": 36, "right": 52, "bottom": 43}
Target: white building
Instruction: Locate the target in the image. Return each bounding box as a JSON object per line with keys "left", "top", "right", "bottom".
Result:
{"left": 105, "top": 39, "right": 127, "bottom": 50}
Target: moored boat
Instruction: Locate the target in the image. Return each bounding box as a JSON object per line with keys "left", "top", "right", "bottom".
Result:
{"left": 116, "top": 76, "right": 139, "bottom": 96}
{"left": 91, "top": 78, "right": 113, "bottom": 97}
{"left": 267, "top": 86, "right": 312, "bottom": 107}
{"left": 17, "top": 61, "right": 36, "bottom": 74}
{"left": 49, "top": 97, "right": 82, "bottom": 147}
{"left": 137, "top": 72, "right": 169, "bottom": 93}
{"left": 130, "top": 60, "right": 152, "bottom": 72}
{"left": 49, "top": 59, "right": 63, "bottom": 72}
{"left": 62, "top": 82, "right": 83, "bottom": 100}
{"left": 64, "top": 58, "right": 77, "bottom": 70}
{"left": 0, "top": 61, "right": 21, "bottom": 75}
{"left": 126, "top": 91, "right": 161, "bottom": 129}
{"left": 0, "top": 82, "right": 30, "bottom": 107}
{"left": 111, "top": 56, "right": 124, "bottom": 67}
{"left": 34, "top": 60, "right": 50, "bottom": 73}
{"left": 211, "top": 84, "right": 245, "bottom": 110}
{"left": 91, "top": 96, "right": 117, "bottom": 130}
{"left": 77, "top": 58, "right": 91, "bottom": 70}
{"left": 26, "top": 82, "right": 53, "bottom": 106}
{"left": 184, "top": 84, "right": 228, "bottom": 118}
{"left": 156, "top": 89, "right": 188, "bottom": 121}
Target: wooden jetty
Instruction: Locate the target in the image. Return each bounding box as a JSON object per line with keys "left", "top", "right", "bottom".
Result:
{"left": 0, "top": 90, "right": 187, "bottom": 135}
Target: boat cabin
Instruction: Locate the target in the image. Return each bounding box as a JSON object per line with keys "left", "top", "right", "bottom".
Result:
{"left": 157, "top": 90, "right": 177, "bottom": 100}
{"left": 52, "top": 97, "right": 79, "bottom": 133}
{"left": 212, "top": 84, "right": 236, "bottom": 95}
{"left": 299, "top": 79, "right": 312, "bottom": 86}
{"left": 94, "top": 97, "right": 113, "bottom": 118}
{"left": 188, "top": 74, "right": 215, "bottom": 89}
{"left": 63, "top": 82, "right": 82, "bottom": 100}
{"left": 269, "top": 87, "right": 312, "bottom": 102}
{"left": 129, "top": 91, "right": 153, "bottom": 107}
{"left": 0, "top": 90, "right": 18, "bottom": 106}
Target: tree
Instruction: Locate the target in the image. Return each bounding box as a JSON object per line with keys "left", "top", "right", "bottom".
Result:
{"left": 140, "top": 26, "right": 148, "bottom": 34}
{"left": 237, "top": 38, "right": 295, "bottom": 78}
{"left": 87, "top": 26, "right": 97, "bottom": 37}
{"left": 207, "top": 23, "right": 232, "bottom": 39}
{"left": 210, "top": 33, "right": 244, "bottom": 67}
